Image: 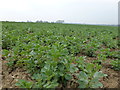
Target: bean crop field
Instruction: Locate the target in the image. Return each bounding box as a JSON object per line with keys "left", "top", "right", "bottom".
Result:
{"left": 2, "top": 22, "right": 120, "bottom": 88}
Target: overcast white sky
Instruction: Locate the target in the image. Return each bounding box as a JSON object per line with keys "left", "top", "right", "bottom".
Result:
{"left": 0, "top": 0, "right": 119, "bottom": 24}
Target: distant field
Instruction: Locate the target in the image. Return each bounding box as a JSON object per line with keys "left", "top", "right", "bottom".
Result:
{"left": 2, "top": 22, "right": 119, "bottom": 88}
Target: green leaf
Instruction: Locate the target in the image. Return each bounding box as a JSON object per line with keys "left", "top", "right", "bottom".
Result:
{"left": 78, "top": 71, "right": 88, "bottom": 80}
{"left": 70, "top": 64, "right": 78, "bottom": 73}
{"left": 65, "top": 74, "right": 72, "bottom": 80}
{"left": 91, "top": 82, "right": 103, "bottom": 88}
{"left": 78, "top": 80, "right": 88, "bottom": 88}
{"left": 15, "top": 79, "right": 33, "bottom": 88}
{"left": 94, "top": 71, "right": 107, "bottom": 78}
{"left": 46, "top": 83, "right": 59, "bottom": 88}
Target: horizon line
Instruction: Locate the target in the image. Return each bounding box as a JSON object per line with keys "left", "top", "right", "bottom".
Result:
{"left": 0, "top": 20, "right": 118, "bottom": 26}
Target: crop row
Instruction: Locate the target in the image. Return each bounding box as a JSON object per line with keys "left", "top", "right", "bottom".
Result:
{"left": 2, "top": 22, "right": 119, "bottom": 88}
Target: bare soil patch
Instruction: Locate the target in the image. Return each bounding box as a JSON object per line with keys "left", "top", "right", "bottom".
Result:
{"left": 100, "top": 67, "right": 119, "bottom": 88}
{"left": 2, "top": 60, "right": 32, "bottom": 88}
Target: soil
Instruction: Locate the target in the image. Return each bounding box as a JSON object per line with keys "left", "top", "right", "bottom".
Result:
{"left": 2, "top": 60, "right": 32, "bottom": 88}
{"left": 1, "top": 54, "right": 120, "bottom": 88}
{"left": 77, "top": 53, "right": 120, "bottom": 88}
{"left": 101, "top": 67, "right": 119, "bottom": 88}
{"left": 87, "top": 56, "right": 120, "bottom": 88}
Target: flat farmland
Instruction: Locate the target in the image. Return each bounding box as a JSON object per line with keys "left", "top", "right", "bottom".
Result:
{"left": 2, "top": 22, "right": 120, "bottom": 88}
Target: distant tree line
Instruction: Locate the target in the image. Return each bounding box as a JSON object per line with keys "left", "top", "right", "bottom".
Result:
{"left": 36, "top": 20, "right": 64, "bottom": 23}
{"left": 1, "top": 20, "right": 65, "bottom": 23}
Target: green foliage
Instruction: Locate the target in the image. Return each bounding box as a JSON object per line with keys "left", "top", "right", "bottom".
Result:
{"left": 2, "top": 22, "right": 118, "bottom": 88}
{"left": 15, "top": 79, "right": 33, "bottom": 88}
{"left": 77, "top": 71, "right": 107, "bottom": 88}
{"left": 110, "top": 59, "right": 120, "bottom": 70}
